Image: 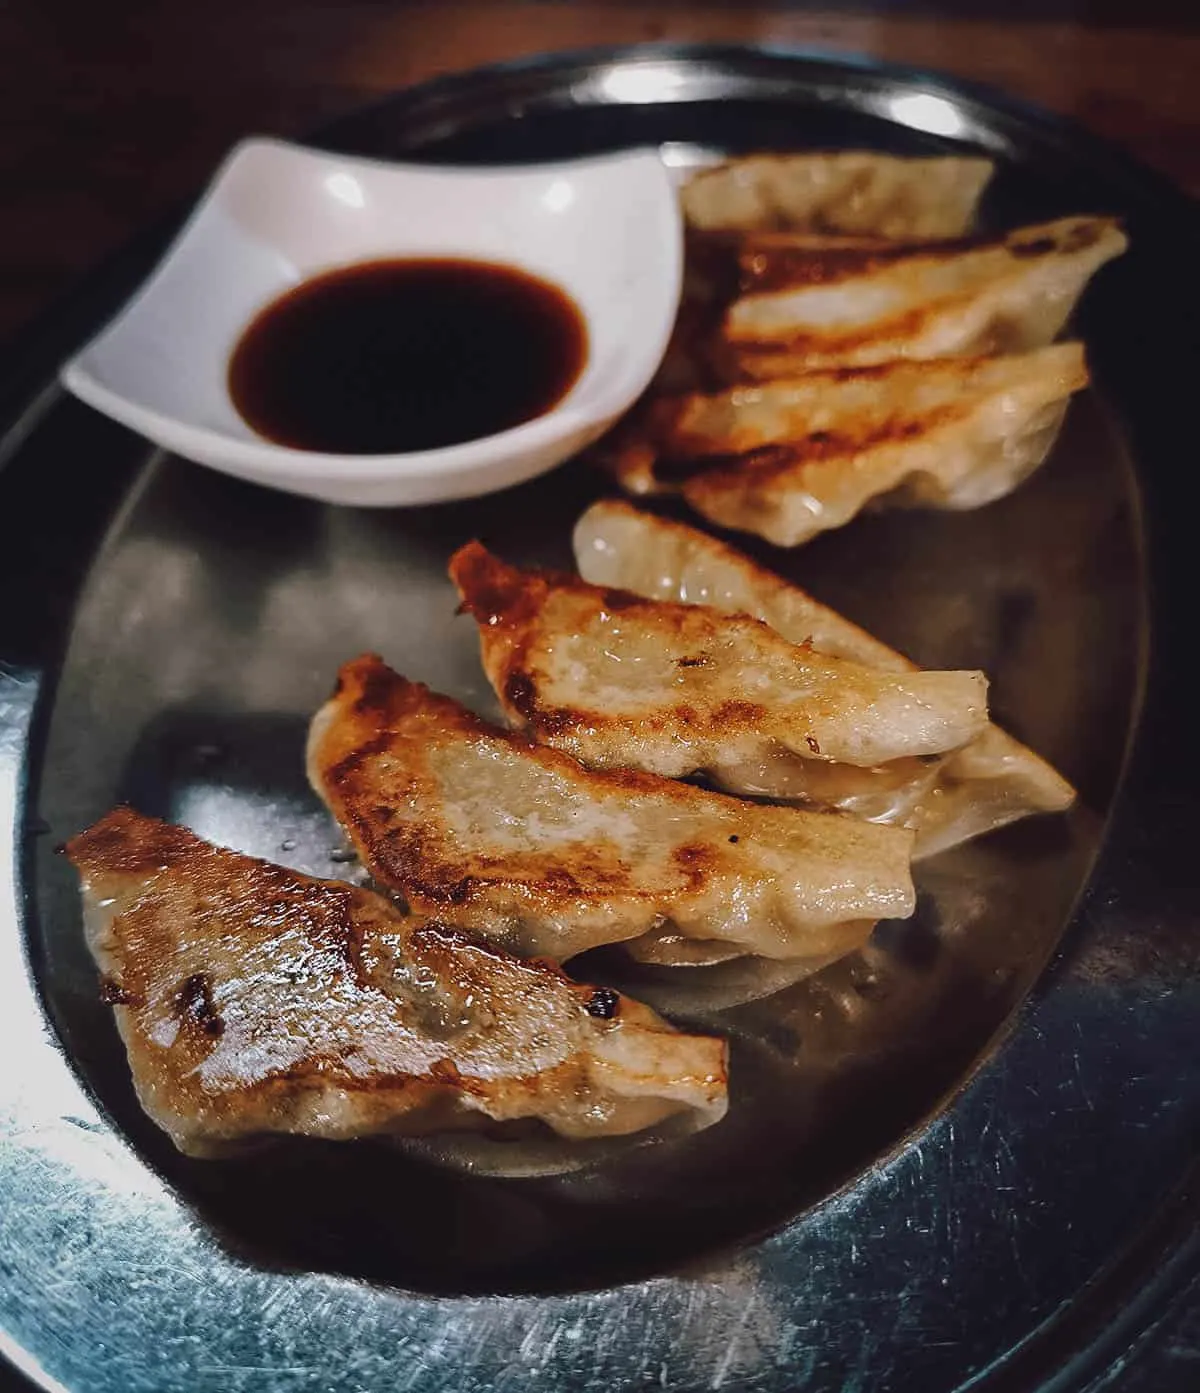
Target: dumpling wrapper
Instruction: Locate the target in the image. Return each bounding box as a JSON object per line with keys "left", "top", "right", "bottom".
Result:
{"left": 450, "top": 540, "right": 988, "bottom": 808}
{"left": 307, "top": 656, "right": 916, "bottom": 967}
{"left": 660, "top": 227, "right": 992, "bottom": 395}
{"left": 608, "top": 344, "right": 1089, "bottom": 546}
{"left": 574, "top": 500, "right": 1075, "bottom": 859}
{"left": 723, "top": 216, "right": 1126, "bottom": 371}
{"left": 681, "top": 152, "right": 994, "bottom": 238}
{"left": 65, "top": 807, "right": 728, "bottom": 1157}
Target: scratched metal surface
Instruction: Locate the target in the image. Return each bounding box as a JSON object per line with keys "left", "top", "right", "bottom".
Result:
{"left": 0, "top": 46, "right": 1197, "bottom": 1393}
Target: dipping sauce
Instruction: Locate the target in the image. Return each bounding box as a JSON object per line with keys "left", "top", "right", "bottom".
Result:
{"left": 228, "top": 258, "right": 588, "bottom": 455}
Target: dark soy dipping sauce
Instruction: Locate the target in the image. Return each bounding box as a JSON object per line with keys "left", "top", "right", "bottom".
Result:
{"left": 228, "top": 258, "right": 589, "bottom": 455}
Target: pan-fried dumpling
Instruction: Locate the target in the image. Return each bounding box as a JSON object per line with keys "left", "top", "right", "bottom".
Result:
{"left": 450, "top": 540, "right": 988, "bottom": 812}
{"left": 681, "top": 152, "right": 994, "bottom": 238}
{"left": 65, "top": 807, "right": 728, "bottom": 1156}
{"left": 649, "top": 229, "right": 912, "bottom": 397}
{"left": 608, "top": 344, "right": 1088, "bottom": 546}
{"left": 660, "top": 226, "right": 992, "bottom": 393}
{"left": 574, "top": 500, "right": 1075, "bottom": 859}
{"left": 307, "top": 655, "right": 915, "bottom": 966}
{"left": 723, "top": 216, "right": 1126, "bottom": 371}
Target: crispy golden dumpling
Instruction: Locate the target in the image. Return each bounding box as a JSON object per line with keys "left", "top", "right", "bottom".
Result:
{"left": 655, "top": 228, "right": 979, "bottom": 394}
{"left": 307, "top": 656, "right": 915, "bottom": 966}
{"left": 450, "top": 540, "right": 987, "bottom": 801}
{"left": 646, "top": 229, "right": 909, "bottom": 398}
{"left": 680, "top": 152, "right": 994, "bottom": 238}
{"left": 65, "top": 807, "right": 728, "bottom": 1156}
{"left": 574, "top": 500, "right": 1075, "bottom": 858}
{"left": 607, "top": 344, "right": 1088, "bottom": 546}
{"left": 723, "top": 216, "right": 1126, "bottom": 371}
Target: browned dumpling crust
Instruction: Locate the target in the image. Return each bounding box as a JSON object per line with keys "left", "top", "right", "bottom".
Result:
{"left": 450, "top": 539, "right": 988, "bottom": 810}
{"left": 66, "top": 807, "right": 728, "bottom": 1156}
{"left": 606, "top": 344, "right": 1089, "bottom": 546}
{"left": 601, "top": 207, "right": 1123, "bottom": 546}
{"left": 722, "top": 216, "right": 1126, "bottom": 369}
{"left": 574, "top": 500, "right": 1075, "bottom": 859}
{"left": 307, "top": 655, "right": 916, "bottom": 965}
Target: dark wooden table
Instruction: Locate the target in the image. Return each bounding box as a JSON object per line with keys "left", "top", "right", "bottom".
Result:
{"left": 1, "top": 0, "right": 1196, "bottom": 347}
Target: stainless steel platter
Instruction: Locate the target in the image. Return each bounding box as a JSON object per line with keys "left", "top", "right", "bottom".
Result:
{"left": 0, "top": 44, "right": 1197, "bottom": 1393}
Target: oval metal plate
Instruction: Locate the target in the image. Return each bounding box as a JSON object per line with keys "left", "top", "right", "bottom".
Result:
{"left": 0, "top": 45, "right": 1197, "bottom": 1393}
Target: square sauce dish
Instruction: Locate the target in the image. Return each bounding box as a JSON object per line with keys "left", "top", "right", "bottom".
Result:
{"left": 60, "top": 138, "right": 682, "bottom": 506}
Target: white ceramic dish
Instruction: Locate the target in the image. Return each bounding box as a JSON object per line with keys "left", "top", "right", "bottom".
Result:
{"left": 60, "top": 138, "right": 682, "bottom": 506}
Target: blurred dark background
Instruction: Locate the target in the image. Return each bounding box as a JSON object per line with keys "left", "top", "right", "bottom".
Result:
{"left": 1, "top": 0, "right": 1196, "bottom": 346}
